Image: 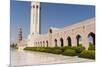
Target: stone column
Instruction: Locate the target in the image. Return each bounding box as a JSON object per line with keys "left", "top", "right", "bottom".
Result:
{"left": 82, "top": 27, "right": 89, "bottom": 49}
{"left": 71, "top": 29, "right": 77, "bottom": 46}
{"left": 72, "top": 36, "right": 77, "bottom": 46}
{"left": 82, "top": 35, "right": 89, "bottom": 49}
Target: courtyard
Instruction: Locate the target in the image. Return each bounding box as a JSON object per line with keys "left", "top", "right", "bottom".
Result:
{"left": 11, "top": 49, "right": 94, "bottom": 67}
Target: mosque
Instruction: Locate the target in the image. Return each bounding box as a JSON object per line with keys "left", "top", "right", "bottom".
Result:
{"left": 26, "top": 1, "right": 95, "bottom": 49}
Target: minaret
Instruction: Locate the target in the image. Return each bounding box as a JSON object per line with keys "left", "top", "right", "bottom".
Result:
{"left": 18, "top": 28, "right": 23, "bottom": 43}
{"left": 30, "top": 1, "right": 41, "bottom": 35}
{"left": 17, "top": 28, "right": 25, "bottom": 50}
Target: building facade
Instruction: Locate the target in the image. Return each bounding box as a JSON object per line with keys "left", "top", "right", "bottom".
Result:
{"left": 27, "top": 1, "right": 95, "bottom": 49}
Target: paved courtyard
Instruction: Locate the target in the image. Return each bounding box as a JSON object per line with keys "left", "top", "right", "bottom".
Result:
{"left": 11, "top": 49, "right": 94, "bottom": 67}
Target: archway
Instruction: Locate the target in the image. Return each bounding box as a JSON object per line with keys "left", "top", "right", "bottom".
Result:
{"left": 54, "top": 39, "right": 57, "bottom": 47}
{"left": 67, "top": 36, "right": 72, "bottom": 46}
{"left": 35, "top": 42, "right": 37, "bottom": 47}
{"left": 40, "top": 41, "right": 42, "bottom": 47}
{"left": 76, "top": 34, "right": 82, "bottom": 46}
{"left": 43, "top": 41, "right": 45, "bottom": 47}
{"left": 46, "top": 40, "right": 48, "bottom": 47}
{"left": 60, "top": 38, "right": 64, "bottom": 47}
{"left": 88, "top": 32, "right": 95, "bottom": 45}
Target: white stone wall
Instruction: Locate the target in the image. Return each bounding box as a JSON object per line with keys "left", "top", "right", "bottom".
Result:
{"left": 27, "top": 18, "right": 95, "bottom": 49}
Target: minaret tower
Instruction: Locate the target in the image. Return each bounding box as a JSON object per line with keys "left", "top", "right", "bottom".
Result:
{"left": 18, "top": 28, "right": 23, "bottom": 43}
{"left": 30, "top": 1, "right": 41, "bottom": 35}
{"left": 17, "top": 28, "right": 25, "bottom": 50}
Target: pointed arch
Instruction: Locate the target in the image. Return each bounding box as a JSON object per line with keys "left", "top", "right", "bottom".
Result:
{"left": 54, "top": 39, "right": 57, "bottom": 47}
{"left": 67, "top": 36, "right": 72, "bottom": 46}
{"left": 88, "top": 32, "right": 95, "bottom": 45}
{"left": 60, "top": 38, "right": 64, "bottom": 47}
{"left": 76, "top": 34, "right": 82, "bottom": 46}
{"left": 46, "top": 40, "right": 48, "bottom": 47}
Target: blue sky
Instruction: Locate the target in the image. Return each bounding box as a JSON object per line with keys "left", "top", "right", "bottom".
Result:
{"left": 10, "top": 0, "right": 95, "bottom": 43}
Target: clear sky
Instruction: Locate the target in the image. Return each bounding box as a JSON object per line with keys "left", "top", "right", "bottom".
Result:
{"left": 10, "top": 0, "right": 95, "bottom": 43}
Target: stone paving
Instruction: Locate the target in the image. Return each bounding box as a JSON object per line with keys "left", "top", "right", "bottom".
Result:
{"left": 11, "top": 49, "right": 95, "bottom": 67}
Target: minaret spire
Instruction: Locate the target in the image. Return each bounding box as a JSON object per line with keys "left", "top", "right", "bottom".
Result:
{"left": 30, "top": 1, "right": 41, "bottom": 35}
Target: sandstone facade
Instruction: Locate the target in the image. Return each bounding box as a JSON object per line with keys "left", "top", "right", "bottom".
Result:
{"left": 27, "top": 2, "right": 95, "bottom": 49}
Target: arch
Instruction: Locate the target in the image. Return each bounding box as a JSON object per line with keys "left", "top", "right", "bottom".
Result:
{"left": 33, "top": 5, "right": 35, "bottom": 8}
{"left": 54, "top": 39, "right": 57, "bottom": 47}
{"left": 38, "top": 42, "right": 39, "bottom": 44}
{"left": 40, "top": 41, "right": 42, "bottom": 47}
{"left": 36, "top": 5, "right": 38, "bottom": 8}
{"left": 76, "top": 34, "right": 82, "bottom": 46}
{"left": 60, "top": 38, "right": 64, "bottom": 47}
{"left": 35, "top": 42, "right": 37, "bottom": 45}
{"left": 67, "top": 36, "right": 72, "bottom": 46}
{"left": 43, "top": 41, "right": 45, "bottom": 47}
{"left": 37, "top": 42, "right": 39, "bottom": 47}
{"left": 36, "top": 42, "right": 37, "bottom": 47}
{"left": 88, "top": 32, "right": 95, "bottom": 45}
{"left": 46, "top": 40, "right": 48, "bottom": 47}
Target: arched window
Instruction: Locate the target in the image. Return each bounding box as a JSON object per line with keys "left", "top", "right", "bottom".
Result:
{"left": 67, "top": 36, "right": 72, "bottom": 46}
{"left": 76, "top": 34, "right": 82, "bottom": 46}
{"left": 36, "top": 5, "right": 38, "bottom": 8}
{"left": 88, "top": 32, "right": 95, "bottom": 45}
{"left": 60, "top": 38, "right": 64, "bottom": 47}
{"left": 49, "top": 29, "right": 52, "bottom": 33}
{"left": 33, "top": 5, "right": 35, "bottom": 8}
